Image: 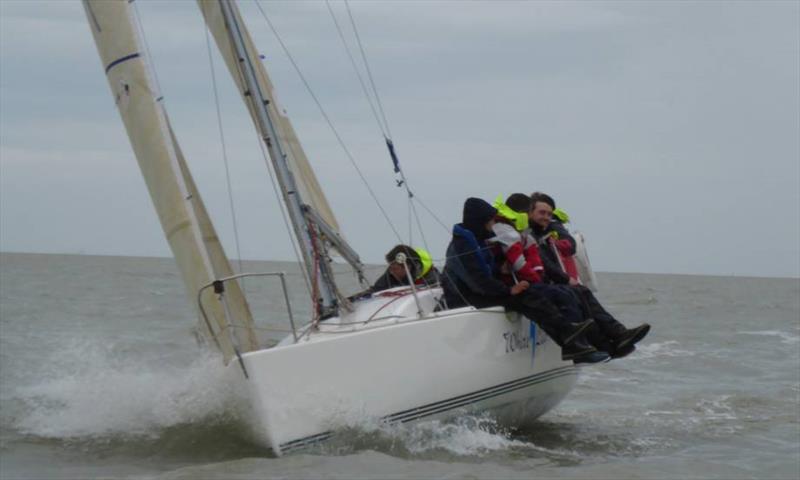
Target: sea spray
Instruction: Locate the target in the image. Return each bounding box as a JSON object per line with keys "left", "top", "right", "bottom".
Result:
{"left": 12, "top": 340, "right": 245, "bottom": 441}
{"left": 316, "top": 411, "right": 528, "bottom": 458}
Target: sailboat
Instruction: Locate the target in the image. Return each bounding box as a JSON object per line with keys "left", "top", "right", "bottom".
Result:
{"left": 83, "top": 0, "right": 578, "bottom": 455}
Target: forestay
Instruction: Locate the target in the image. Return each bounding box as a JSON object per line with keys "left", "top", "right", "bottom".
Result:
{"left": 83, "top": 0, "right": 258, "bottom": 362}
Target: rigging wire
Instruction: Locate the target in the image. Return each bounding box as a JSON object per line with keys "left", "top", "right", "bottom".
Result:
{"left": 254, "top": 132, "right": 314, "bottom": 298}
{"left": 336, "top": 0, "right": 443, "bottom": 246}
{"left": 256, "top": 0, "right": 459, "bottom": 299}
{"left": 203, "top": 2, "right": 314, "bottom": 298}
{"left": 324, "top": 0, "right": 385, "bottom": 139}
{"left": 344, "top": 0, "right": 393, "bottom": 139}
{"left": 407, "top": 198, "right": 413, "bottom": 246}
{"left": 204, "top": 26, "right": 245, "bottom": 276}
{"left": 412, "top": 194, "right": 450, "bottom": 232}
{"left": 253, "top": 0, "right": 403, "bottom": 243}
{"left": 409, "top": 199, "right": 430, "bottom": 253}
{"left": 131, "top": 2, "right": 162, "bottom": 97}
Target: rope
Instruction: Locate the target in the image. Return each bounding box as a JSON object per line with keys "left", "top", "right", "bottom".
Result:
{"left": 253, "top": 0, "right": 403, "bottom": 243}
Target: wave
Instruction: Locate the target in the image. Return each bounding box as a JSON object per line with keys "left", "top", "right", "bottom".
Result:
{"left": 607, "top": 295, "right": 658, "bottom": 306}
{"left": 313, "top": 413, "right": 529, "bottom": 458}
{"left": 737, "top": 330, "right": 800, "bottom": 345}
{"left": 633, "top": 341, "right": 695, "bottom": 359}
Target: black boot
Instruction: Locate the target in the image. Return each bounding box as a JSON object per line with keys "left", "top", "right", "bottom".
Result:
{"left": 610, "top": 344, "right": 636, "bottom": 359}
{"left": 561, "top": 337, "right": 611, "bottom": 364}
{"left": 614, "top": 323, "right": 651, "bottom": 350}
{"left": 573, "top": 350, "right": 611, "bottom": 364}
{"left": 561, "top": 341, "right": 596, "bottom": 361}
{"left": 561, "top": 335, "right": 610, "bottom": 363}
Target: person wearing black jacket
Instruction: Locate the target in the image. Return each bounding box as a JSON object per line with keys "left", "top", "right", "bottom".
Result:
{"left": 441, "top": 197, "right": 609, "bottom": 364}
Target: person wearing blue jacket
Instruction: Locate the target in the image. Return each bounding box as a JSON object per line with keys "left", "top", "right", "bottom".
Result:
{"left": 440, "top": 198, "right": 609, "bottom": 364}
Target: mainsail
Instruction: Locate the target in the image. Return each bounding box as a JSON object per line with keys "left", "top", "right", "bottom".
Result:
{"left": 83, "top": 0, "right": 258, "bottom": 362}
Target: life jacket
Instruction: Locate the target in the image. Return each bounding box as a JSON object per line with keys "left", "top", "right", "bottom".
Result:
{"left": 547, "top": 225, "right": 580, "bottom": 283}
{"left": 492, "top": 195, "right": 529, "bottom": 231}
{"left": 489, "top": 221, "right": 544, "bottom": 284}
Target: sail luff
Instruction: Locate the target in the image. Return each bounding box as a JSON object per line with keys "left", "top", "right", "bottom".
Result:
{"left": 83, "top": 0, "right": 257, "bottom": 361}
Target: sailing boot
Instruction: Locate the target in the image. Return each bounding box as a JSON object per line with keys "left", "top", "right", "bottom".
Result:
{"left": 560, "top": 320, "right": 610, "bottom": 363}
{"left": 613, "top": 323, "right": 651, "bottom": 350}
{"left": 609, "top": 344, "right": 636, "bottom": 360}
{"left": 574, "top": 350, "right": 612, "bottom": 364}
{"left": 561, "top": 338, "right": 610, "bottom": 364}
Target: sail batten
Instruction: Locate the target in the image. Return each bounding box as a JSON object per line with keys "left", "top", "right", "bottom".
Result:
{"left": 83, "top": 0, "right": 257, "bottom": 362}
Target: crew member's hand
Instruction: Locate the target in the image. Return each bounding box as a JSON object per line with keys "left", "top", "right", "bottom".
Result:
{"left": 568, "top": 277, "right": 580, "bottom": 286}
{"left": 510, "top": 281, "right": 529, "bottom": 295}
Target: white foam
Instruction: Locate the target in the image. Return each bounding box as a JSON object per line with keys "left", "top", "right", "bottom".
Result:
{"left": 402, "top": 417, "right": 526, "bottom": 456}
{"left": 644, "top": 410, "right": 682, "bottom": 416}
{"left": 12, "top": 342, "right": 240, "bottom": 440}
{"left": 737, "top": 330, "right": 800, "bottom": 345}
{"left": 330, "top": 413, "right": 528, "bottom": 457}
{"left": 695, "top": 395, "right": 738, "bottom": 421}
{"left": 634, "top": 340, "right": 694, "bottom": 359}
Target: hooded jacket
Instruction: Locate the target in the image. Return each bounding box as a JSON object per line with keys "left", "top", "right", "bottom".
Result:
{"left": 441, "top": 198, "right": 511, "bottom": 308}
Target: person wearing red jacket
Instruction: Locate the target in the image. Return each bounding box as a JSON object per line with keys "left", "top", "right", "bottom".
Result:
{"left": 488, "top": 195, "right": 544, "bottom": 285}
{"left": 489, "top": 194, "right": 588, "bottom": 339}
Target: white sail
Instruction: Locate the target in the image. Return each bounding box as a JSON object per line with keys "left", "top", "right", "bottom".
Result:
{"left": 83, "top": 0, "right": 258, "bottom": 362}
{"left": 197, "top": 0, "right": 340, "bottom": 232}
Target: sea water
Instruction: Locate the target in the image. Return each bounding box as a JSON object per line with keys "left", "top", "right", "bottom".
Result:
{"left": 1, "top": 253, "right": 798, "bottom": 479}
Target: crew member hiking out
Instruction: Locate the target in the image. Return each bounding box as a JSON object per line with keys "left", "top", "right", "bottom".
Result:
{"left": 528, "top": 192, "right": 651, "bottom": 357}
{"left": 440, "top": 197, "right": 609, "bottom": 364}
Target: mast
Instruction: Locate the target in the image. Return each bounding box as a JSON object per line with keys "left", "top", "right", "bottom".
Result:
{"left": 202, "top": 0, "right": 366, "bottom": 318}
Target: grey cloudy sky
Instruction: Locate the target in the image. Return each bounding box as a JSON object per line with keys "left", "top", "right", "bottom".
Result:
{"left": 1, "top": 0, "right": 798, "bottom": 278}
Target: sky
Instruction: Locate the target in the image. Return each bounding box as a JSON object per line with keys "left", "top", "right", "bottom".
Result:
{"left": 1, "top": 0, "right": 798, "bottom": 278}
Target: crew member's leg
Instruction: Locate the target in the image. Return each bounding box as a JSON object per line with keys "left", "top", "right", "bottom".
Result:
{"left": 571, "top": 285, "right": 650, "bottom": 352}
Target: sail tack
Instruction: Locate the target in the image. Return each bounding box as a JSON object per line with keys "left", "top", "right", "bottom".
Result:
{"left": 83, "top": 0, "right": 258, "bottom": 362}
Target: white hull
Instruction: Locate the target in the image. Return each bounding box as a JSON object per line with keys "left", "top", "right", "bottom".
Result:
{"left": 235, "top": 288, "right": 577, "bottom": 455}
